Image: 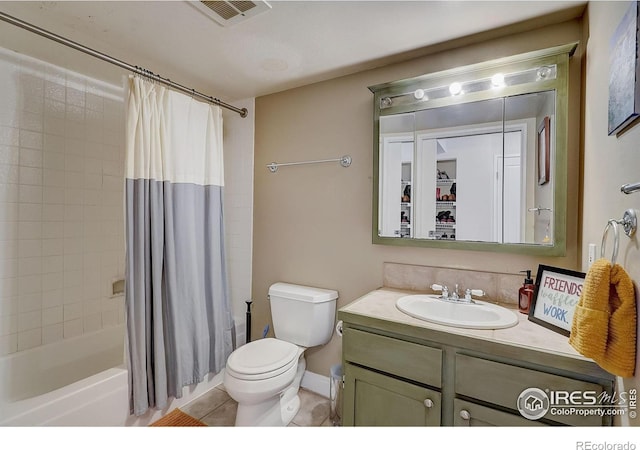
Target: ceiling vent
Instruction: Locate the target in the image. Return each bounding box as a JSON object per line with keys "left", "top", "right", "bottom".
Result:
{"left": 190, "top": 1, "right": 272, "bottom": 27}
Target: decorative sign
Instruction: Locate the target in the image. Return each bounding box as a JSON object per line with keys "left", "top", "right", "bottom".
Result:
{"left": 528, "top": 264, "right": 585, "bottom": 336}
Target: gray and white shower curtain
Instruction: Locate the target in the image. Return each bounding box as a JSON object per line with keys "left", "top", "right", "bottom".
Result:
{"left": 124, "top": 76, "right": 234, "bottom": 416}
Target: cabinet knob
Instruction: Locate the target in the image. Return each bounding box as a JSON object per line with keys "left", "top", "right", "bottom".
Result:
{"left": 423, "top": 399, "right": 434, "bottom": 408}
{"left": 459, "top": 409, "right": 471, "bottom": 420}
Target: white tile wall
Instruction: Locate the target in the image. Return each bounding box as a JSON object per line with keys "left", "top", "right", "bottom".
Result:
{"left": 0, "top": 47, "right": 126, "bottom": 356}
{"left": 223, "top": 98, "right": 255, "bottom": 324}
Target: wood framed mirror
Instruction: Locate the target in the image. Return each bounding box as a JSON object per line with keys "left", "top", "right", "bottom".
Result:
{"left": 369, "top": 43, "right": 577, "bottom": 256}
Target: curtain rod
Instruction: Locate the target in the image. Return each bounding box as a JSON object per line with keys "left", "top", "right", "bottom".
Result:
{"left": 0, "top": 11, "right": 248, "bottom": 118}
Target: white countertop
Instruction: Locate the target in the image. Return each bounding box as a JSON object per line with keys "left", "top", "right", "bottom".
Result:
{"left": 339, "top": 287, "right": 590, "bottom": 362}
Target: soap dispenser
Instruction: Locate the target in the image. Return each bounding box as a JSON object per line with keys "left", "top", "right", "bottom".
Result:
{"left": 518, "top": 270, "right": 535, "bottom": 314}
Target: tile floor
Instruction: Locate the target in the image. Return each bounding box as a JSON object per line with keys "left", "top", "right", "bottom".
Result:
{"left": 181, "top": 384, "right": 334, "bottom": 427}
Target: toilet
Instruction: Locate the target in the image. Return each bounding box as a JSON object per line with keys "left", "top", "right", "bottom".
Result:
{"left": 223, "top": 282, "right": 338, "bottom": 426}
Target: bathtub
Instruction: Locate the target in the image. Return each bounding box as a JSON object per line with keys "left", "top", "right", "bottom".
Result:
{"left": 0, "top": 325, "right": 224, "bottom": 426}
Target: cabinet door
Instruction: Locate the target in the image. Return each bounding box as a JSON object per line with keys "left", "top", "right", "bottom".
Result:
{"left": 454, "top": 399, "right": 547, "bottom": 427}
{"left": 343, "top": 363, "right": 441, "bottom": 426}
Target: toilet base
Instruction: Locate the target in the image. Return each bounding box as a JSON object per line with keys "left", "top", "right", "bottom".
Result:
{"left": 280, "top": 393, "right": 301, "bottom": 425}
{"left": 233, "top": 355, "right": 306, "bottom": 426}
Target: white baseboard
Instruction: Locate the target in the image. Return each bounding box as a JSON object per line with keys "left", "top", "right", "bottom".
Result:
{"left": 301, "top": 370, "right": 330, "bottom": 398}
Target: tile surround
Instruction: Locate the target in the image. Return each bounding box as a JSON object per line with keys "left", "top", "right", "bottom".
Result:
{"left": 383, "top": 262, "right": 523, "bottom": 305}
{"left": 0, "top": 48, "right": 126, "bottom": 355}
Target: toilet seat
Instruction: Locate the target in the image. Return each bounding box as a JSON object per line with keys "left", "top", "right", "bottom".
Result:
{"left": 226, "top": 338, "right": 300, "bottom": 381}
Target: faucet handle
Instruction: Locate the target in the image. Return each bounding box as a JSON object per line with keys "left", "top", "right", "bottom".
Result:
{"left": 431, "top": 283, "right": 448, "bottom": 299}
{"left": 464, "top": 289, "right": 485, "bottom": 301}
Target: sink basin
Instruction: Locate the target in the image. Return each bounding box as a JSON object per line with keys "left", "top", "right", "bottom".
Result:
{"left": 396, "top": 294, "right": 519, "bottom": 330}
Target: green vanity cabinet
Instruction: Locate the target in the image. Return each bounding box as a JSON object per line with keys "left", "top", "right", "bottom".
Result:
{"left": 344, "top": 363, "right": 442, "bottom": 426}
{"left": 342, "top": 327, "right": 443, "bottom": 426}
{"left": 340, "top": 302, "right": 616, "bottom": 427}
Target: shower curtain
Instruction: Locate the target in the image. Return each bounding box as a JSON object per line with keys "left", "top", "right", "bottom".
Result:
{"left": 124, "top": 76, "right": 234, "bottom": 416}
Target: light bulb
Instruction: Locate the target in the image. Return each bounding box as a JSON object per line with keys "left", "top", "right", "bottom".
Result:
{"left": 537, "top": 66, "right": 552, "bottom": 80}
{"left": 414, "top": 89, "right": 425, "bottom": 100}
{"left": 491, "top": 73, "right": 505, "bottom": 87}
{"left": 449, "top": 82, "right": 462, "bottom": 96}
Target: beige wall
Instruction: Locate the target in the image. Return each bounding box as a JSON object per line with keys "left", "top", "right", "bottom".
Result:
{"left": 253, "top": 17, "right": 584, "bottom": 377}
{"left": 583, "top": 2, "right": 640, "bottom": 426}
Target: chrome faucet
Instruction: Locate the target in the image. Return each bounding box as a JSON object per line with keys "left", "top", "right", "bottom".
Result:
{"left": 431, "top": 283, "right": 485, "bottom": 303}
{"left": 451, "top": 284, "right": 460, "bottom": 301}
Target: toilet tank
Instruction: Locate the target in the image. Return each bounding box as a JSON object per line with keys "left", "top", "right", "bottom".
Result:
{"left": 268, "top": 282, "right": 338, "bottom": 347}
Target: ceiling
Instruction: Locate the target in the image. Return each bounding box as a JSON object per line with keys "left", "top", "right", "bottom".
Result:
{"left": 0, "top": 1, "right": 586, "bottom": 104}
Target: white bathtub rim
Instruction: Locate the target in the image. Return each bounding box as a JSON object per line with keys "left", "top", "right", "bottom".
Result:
{"left": 1, "top": 363, "right": 226, "bottom": 426}
{"left": 1, "top": 324, "right": 126, "bottom": 407}
{"left": 0, "top": 364, "right": 127, "bottom": 426}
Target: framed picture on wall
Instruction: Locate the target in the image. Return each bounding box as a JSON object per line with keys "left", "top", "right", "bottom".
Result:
{"left": 537, "top": 116, "right": 550, "bottom": 185}
{"left": 528, "top": 264, "right": 585, "bottom": 336}
{"left": 608, "top": 0, "right": 640, "bottom": 136}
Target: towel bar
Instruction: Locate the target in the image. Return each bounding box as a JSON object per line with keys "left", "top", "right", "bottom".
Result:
{"left": 601, "top": 209, "right": 637, "bottom": 264}
{"left": 267, "top": 155, "right": 352, "bottom": 173}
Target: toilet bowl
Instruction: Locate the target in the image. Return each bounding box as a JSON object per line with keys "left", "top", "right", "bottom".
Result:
{"left": 223, "top": 282, "right": 338, "bottom": 426}
{"left": 224, "top": 338, "right": 306, "bottom": 426}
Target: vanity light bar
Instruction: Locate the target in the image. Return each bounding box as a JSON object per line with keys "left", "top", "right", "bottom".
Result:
{"left": 380, "top": 64, "right": 557, "bottom": 109}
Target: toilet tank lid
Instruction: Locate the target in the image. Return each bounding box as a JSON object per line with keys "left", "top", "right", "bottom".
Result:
{"left": 268, "top": 282, "right": 338, "bottom": 303}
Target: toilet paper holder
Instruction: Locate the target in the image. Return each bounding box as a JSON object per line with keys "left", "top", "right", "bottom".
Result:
{"left": 335, "top": 320, "right": 343, "bottom": 337}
